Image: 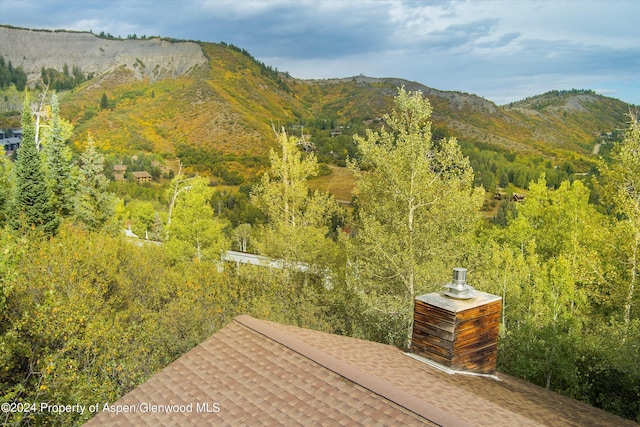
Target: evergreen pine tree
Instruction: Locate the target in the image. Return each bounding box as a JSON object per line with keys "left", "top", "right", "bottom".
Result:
{"left": 0, "top": 157, "right": 12, "bottom": 225}
{"left": 100, "top": 93, "right": 109, "bottom": 110}
{"left": 11, "top": 95, "right": 58, "bottom": 235}
{"left": 74, "top": 136, "right": 113, "bottom": 230}
{"left": 43, "top": 93, "right": 76, "bottom": 217}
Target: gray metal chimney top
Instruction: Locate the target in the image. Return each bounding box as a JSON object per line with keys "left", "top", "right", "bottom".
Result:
{"left": 452, "top": 267, "right": 466, "bottom": 285}
{"left": 443, "top": 267, "right": 476, "bottom": 299}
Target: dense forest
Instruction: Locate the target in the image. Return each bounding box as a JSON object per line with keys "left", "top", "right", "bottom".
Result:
{"left": 0, "top": 56, "right": 27, "bottom": 92}
{"left": 1, "top": 88, "right": 639, "bottom": 426}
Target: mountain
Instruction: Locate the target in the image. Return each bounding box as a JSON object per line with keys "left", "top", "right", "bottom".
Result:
{"left": 0, "top": 25, "right": 633, "bottom": 183}
{"left": 0, "top": 26, "right": 206, "bottom": 81}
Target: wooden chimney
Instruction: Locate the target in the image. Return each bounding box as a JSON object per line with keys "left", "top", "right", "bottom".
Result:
{"left": 411, "top": 268, "right": 502, "bottom": 374}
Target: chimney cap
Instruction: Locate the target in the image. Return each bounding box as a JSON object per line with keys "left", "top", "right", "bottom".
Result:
{"left": 443, "top": 267, "right": 476, "bottom": 299}
{"left": 452, "top": 267, "right": 467, "bottom": 285}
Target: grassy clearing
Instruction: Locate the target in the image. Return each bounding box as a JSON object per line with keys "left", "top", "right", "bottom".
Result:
{"left": 308, "top": 165, "right": 355, "bottom": 202}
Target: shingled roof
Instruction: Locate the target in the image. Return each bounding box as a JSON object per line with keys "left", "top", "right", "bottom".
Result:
{"left": 85, "top": 315, "right": 635, "bottom": 426}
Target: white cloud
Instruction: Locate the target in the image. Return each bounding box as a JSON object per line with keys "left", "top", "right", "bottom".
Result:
{"left": 200, "top": 0, "right": 301, "bottom": 19}
{"left": 1, "top": 0, "right": 639, "bottom": 105}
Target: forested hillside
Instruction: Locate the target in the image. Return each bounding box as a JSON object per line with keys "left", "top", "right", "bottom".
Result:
{"left": 0, "top": 25, "right": 633, "bottom": 188}
{"left": 1, "top": 26, "right": 639, "bottom": 425}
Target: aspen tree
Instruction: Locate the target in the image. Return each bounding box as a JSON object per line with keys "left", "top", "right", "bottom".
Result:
{"left": 348, "top": 88, "right": 483, "bottom": 347}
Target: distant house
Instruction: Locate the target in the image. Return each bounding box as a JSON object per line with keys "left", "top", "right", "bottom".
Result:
{"left": 330, "top": 129, "right": 342, "bottom": 137}
{"left": 112, "top": 165, "right": 128, "bottom": 181}
{"left": 131, "top": 171, "right": 152, "bottom": 183}
{"left": 3, "top": 140, "right": 22, "bottom": 155}
{"left": 2, "top": 138, "right": 21, "bottom": 155}
{"left": 2, "top": 128, "right": 22, "bottom": 155}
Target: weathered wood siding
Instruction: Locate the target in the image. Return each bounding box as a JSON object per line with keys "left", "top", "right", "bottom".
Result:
{"left": 411, "top": 297, "right": 502, "bottom": 374}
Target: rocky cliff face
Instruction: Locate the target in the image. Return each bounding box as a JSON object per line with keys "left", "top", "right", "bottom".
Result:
{"left": 0, "top": 26, "right": 207, "bottom": 82}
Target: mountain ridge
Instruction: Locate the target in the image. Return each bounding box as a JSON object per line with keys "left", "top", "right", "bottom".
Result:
{"left": 0, "top": 25, "right": 633, "bottom": 183}
{"left": 0, "top": 26, "right": 207, "bottom": 82}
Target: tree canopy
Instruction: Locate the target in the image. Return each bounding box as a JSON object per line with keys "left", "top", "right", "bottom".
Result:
{"left": 346, "top": 87, "right": 484, "bottom": 346}
{"left": 251, "top": 128, "right": 341, "bottom": 266}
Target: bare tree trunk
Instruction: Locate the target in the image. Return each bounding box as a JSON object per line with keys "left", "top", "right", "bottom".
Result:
{"left": 33, "top": 82, "right": 49, "bottom": 151}
{"left": 167, "top": 161, "right": 183, "bottom": 229}
{"left": 625, "top": 231, "right": 638, "bottom": 323}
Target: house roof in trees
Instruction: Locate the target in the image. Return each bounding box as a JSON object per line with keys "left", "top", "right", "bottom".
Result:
{"left": 84, "top": 315, "right": 634, "bottom": 426}
{"left": 131, "top": 171, "right": 152, "bottom": 178}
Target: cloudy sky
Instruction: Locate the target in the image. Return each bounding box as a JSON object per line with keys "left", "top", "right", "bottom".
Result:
{"left": 2, "top": 0, "right": 639, "bottom": 105}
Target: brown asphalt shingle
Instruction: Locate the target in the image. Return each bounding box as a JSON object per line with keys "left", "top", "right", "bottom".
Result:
{"left": 85, "top": 315, "right": 637, "bottom": 426}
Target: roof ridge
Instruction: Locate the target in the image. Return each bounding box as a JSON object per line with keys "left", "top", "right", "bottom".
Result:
{"left": 233, "top": 315, "right": 472, "bottom": 427}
